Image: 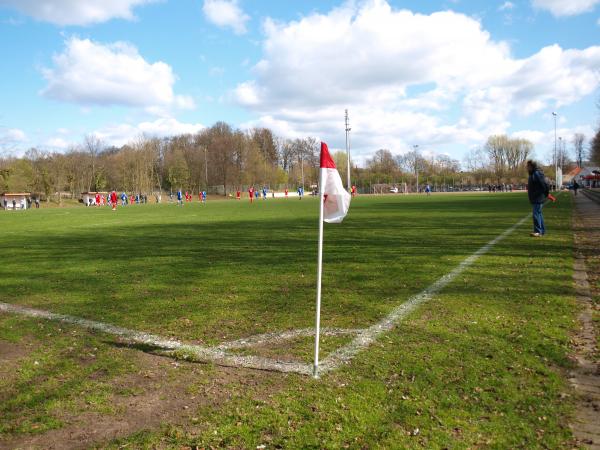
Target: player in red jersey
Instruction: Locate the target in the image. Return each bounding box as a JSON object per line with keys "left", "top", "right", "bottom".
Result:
{"left": 284, "top": 188, "right": 288, "bottom": 198}
{"left": 110, "top": 190, "right": 118, "bottom": 210}
{"left": 248, "top": 186, "right": 254, "bottom": 203}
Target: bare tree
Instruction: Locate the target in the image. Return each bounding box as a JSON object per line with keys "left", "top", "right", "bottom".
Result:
{"left": 591, "top": 128, "right": 600, "bottom": 165}
{"left": 83, "top": 135, "right": 104, "bottom": 191}
{"left": 572, "top": 133, "right": 586, "bottom": 167}
{"left": 485, "top": 135, "right": 532, "bottom": 181}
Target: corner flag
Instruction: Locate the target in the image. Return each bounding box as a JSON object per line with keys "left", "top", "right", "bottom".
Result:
{"left": 320, "top": 142, "right": 351, "bottom": 223}
{"left": 313, "top": 142, "right": 352, "bottom": 378}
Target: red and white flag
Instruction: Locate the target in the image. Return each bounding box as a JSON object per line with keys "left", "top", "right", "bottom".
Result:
{"left": 320, "top": 142, "right": 351, "bottom": 223}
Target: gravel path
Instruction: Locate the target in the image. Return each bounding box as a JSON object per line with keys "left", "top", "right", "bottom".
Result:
{"left": 571, "top": 192, "right": 600, "bottom": 449}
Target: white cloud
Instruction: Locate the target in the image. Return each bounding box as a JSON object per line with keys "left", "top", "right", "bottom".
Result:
{"left": 0, "top": 0, "right": 157, "bottom": 26}
{"left": 233, "top": 0, "right": 600, "bottom": 158}
{"left": 0, "top": 128, "right": 27, "bottom": 155}
{"left": 44, "top": 137, "right": 71, "bottom": 149}
{"left": 209, "top": 66, "right": 225, "bottom": 77}
{"left": 499, "top": 2, "right": 515, "bottom": 11}
{"left": 41, "top": 37, "right": 194, "bottom": 111}
{"left": 92, "top": 117, "right": 205, "bottom": 147}
{"left": 4, "top": 128, "right": 27, "bottom": 142}
{"left": 532, "top": 0, "right": 600, "bottom": 17}
{"left": 202, "top": 0, "right": 250, "bottom": 35}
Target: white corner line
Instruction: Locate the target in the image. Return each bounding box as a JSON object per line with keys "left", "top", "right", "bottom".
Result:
{"left": 0, "top": 214, "right": 530, "bottom": 377}
{"left": 317, "top": 213, "right": 531, "bottom": 374}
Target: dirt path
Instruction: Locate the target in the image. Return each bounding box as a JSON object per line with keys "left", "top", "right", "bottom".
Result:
{"left": 571, "top": 192, "right": 600, "bottom": 449}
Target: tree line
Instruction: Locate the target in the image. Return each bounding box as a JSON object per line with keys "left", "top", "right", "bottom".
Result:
{"left": 1, "top": 120, "right": 595, "bottom": 202}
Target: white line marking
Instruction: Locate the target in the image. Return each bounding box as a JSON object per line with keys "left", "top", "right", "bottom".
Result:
{"left": 0, "top": 302, "right": 313, "bottom": 375}
{"left": 217, "top": 328, "right": 361, "bottom": 350}
{"left": 317, "top": 214, "right": 530, "bottom": 374}
{"left": 0, "top": 214, "right": 529, "bottom": 376}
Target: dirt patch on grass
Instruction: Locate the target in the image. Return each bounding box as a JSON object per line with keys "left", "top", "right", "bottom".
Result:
{"left": 0, "top": 340, "right": 31, "bottom": 364}
{"left": 0, "top": 340, "right": 33, "bottom": 379}
{"left": 0, "top": 344, "right": 287, "bottom": 450}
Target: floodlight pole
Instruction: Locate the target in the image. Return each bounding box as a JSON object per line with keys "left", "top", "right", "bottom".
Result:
{"left": 301, "top": 151, "right": 305, "bottom": 190}
{"left": 413, "top": 144, "right": 419, "bottom": 193}
{"left": 204, "top": 146, "right": 208, "bottom": 189}
{"left": 558, "top": 136, "right": 562, "bottom": 172}
{"left": 345, "top": 109, "right": 351, "bottom": 191}
{"left": 552, "top": 112, "right": 557, "bottom": 190}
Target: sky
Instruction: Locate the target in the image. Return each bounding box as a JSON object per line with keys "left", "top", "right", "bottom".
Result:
{"left": 0, "top": 0, "right": 599, "bottom": 166}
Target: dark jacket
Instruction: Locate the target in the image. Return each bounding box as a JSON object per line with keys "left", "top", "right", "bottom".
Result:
{"left": 527, "top": 169, "right": 549, "bottom": 204}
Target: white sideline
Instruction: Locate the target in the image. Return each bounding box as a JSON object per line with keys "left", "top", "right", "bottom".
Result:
{"left": 0, "top": 214, "right": 529, "bottom": 376}
{"left": 317, "top": 213, "right": 531, "bottom": 374}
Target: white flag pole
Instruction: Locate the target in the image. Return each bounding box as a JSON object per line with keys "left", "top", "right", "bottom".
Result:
{"left": 313, "top": 168, "right": 325, "bottom": 378}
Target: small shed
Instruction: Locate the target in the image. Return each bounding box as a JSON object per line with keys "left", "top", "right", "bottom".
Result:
{"left": 1, "top": 193, "right": 31, "bottom": 210}
{"left": 81, "top": 191, "right": 109, "bottom": 206}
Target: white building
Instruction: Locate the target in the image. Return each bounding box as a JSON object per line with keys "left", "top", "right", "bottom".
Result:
{"left": 1, "top": 193, "right": 30, "bottom": 210}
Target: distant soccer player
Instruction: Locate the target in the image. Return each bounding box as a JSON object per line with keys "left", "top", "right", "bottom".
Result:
{"left": 262, "top": 186, "right": 267, "bottom": 200}
{"left": 177, "top": 189, "right": 183, "bottom": 206}
{"left": 284, "top": 188, "right": 288, "bottom": 198}
{"left": 201, "top": 191, "right": 207, "bottom": 204}
{"left": 351, "top": 185, "right": 357, "bottom": 197}
{"left": 110, "top": 191, "right": 118, "bottom": 210}
{"left": 248, "top": 186, "right": 254, "bottom": 203}
{"left": 297, "top": 186, "right": 304, "bottom": 200}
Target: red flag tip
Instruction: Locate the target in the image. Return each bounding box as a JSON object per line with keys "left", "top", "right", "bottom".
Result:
{"left": 320, "top": 142, "right": 336, "bottom": 169}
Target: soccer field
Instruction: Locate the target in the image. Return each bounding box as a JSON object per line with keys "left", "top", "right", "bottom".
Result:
{"left": 0, "top": 193, "right": 580, "bottom": 448}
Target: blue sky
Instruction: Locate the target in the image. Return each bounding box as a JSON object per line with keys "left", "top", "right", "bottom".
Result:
{"left": 0, "top": 0, "right": 599, "bottom": 165}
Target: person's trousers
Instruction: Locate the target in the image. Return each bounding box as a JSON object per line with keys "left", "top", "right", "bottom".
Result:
{"left": 532, "top": 202, "right": 545, "bottom": 235}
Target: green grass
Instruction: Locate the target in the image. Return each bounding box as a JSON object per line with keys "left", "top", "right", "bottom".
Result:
{"left": 0, "top": 192, "right": 580, "bottom": 448}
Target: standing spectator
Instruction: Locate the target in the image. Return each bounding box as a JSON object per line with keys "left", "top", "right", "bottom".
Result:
{"left": 573, "top": 179, "right": 579, "bottom": 196}
{"left": 526, "top": 160, "right": 550, "bottom": 237}
{"left": 35, "top": 198, "right": 40, "bottom": 209}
